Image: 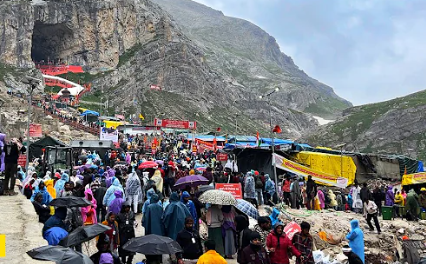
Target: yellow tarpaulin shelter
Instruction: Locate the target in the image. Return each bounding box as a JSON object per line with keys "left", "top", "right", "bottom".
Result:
{"left": 402, "top": 172, "right": 426, "bottom": 186}
{"left": 103, "top": 120, "right": 123, "bottom": 129}
{"left": 290, "top": 151, "right": 356, "bottom": 186}
{"left": 77, "top": 107, "right": 88, "bottom": 113}
{"left": 274, "top": 153, "right": 352, "bottom": 187}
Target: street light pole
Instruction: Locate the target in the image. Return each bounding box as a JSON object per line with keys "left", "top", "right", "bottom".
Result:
{"left": 235, "top": 113, "right": 238, "bottom": 135}
{"left": 259, "top": 87, "right": 280, "bottom": 194}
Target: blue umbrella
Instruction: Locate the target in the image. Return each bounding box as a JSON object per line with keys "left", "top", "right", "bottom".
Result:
{"left": 236, "top": 199, "right": 259, "bottom": 220}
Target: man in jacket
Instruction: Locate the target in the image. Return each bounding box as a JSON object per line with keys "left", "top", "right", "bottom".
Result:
{"left": 419, "top": 188, "right": 426, "bottom": 210}
{"left": 292, "top": 222, "right": 314, "bottom": 264}
{"left": 253, "top": 217, "right": 272, "bottom": 247}
{"left": 3, "top": 138, "right": 25, "bottom": 195}
{"left": 176, "top": 217, "right": 203, "bottom": 262}
{"left": 306, "top": 175, "right": 317, "bottom": 210}
{"left": 237, "top": 232, "right": 271, "bottom": 264}
{"left": 363, "top": 198, "right": 381, "bottom": 234}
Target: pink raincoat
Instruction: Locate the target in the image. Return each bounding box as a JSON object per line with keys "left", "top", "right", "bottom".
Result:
{"left": 317, "top": 190, "right": 325, "bottom": 209}
{"left": 81, "top": 188, "right": 97, "bottom": 225}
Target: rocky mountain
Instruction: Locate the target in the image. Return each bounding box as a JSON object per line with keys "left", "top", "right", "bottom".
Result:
{"left": 0, "top": 0, "right": 350, "bottom": 138}
{"left": 152, "top": 0, "right": 351, "bottom": 118}
{"left": 304, "top": 90, "right": 426, "bottom": 160}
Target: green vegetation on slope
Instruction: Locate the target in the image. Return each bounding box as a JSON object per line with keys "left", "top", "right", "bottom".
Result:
{"left": 322, "top": 90, "right": 426, "bottom": 142}
{"left": 118, "top": 43, "right": 143, "bottom": 68}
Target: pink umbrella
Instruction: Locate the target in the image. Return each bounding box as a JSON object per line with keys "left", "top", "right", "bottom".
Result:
{"left": 138, "top": 161, "right": 158, "bottom": 170}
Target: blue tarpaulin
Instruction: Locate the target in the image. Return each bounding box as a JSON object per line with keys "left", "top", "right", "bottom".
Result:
{"left": 80, "top": 110, "right": 100, "bottom": 116}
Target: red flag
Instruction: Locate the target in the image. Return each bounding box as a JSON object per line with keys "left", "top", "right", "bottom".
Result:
{"left": 273, "top": 125, "right": 282, "bottom": 134}
{"left": 216, "top": 127, "right": 221, "bottom": 132}
{"left": 213, "top": 138, "right": 217, "bottom": 151}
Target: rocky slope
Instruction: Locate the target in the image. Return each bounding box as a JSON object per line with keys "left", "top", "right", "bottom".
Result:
{"left": 0, "top": 0, "right": 350, "bottom": 137}
{"left": 304, "top": 90, "right": 426, "bottom": 160}
{"left": 152, "top": 0, "right": 351, "bottom": 118}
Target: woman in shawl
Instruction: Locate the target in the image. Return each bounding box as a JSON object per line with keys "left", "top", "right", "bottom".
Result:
{"left": 103, "top": 178, "right": 125, "bottom": 207}
{"left": 54, "top": 172, "right": 69, "bottom": 196}
{"left": 81, "top": 188, "right": 97, "bottom": 225}
{"left": 346, "top": 219, "right": 365, "bottom": 263}
{"left": 162, "top": 192, "right": 191, "bottom": 240}
{"left": 222, "top": 205, "right": 237, "bottom": 259}
{"left": 102, "top": 212, "right": 120, "bottom": 255}
{"left": 142, "top": 193, "right": 164, "bottom": 236}
{"left": 44, "top": 179, "right": 56, "bottom": 199}
{"left": 180, "top": 191, "right": 198, "bottom": 229}
{"left": 108, "top": 190, "right": 125, "bottom": 215}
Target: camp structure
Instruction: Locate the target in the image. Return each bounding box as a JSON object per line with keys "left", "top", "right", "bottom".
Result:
{"left": 29, "top": 136, "right": 68, "bottom": 160}
{"left": 70, "top": 140, "right": 114, "bottom": 158}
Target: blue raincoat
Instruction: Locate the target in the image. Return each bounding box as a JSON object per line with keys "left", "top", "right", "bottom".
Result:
{"left": 269, "top": 208, "right": 281, "bottom": 226}
{"left": 180, "top": 191, "right": 197, "bottom": 225}
{"left": 44, "top": 227, "right": 68, "bottom": 246}
{"left": 346, "top": 219, "right": 365, "bottom": 263}
{"left": 162, "top": 192, "right": 191, "bottom": 240}
{"left": 30, "top": 186, "right": 53, "bottom": 205}
{"left": 103, "top": 178, "right": 125, "bottom": 206}
{"left": 142, "top": 188, "right": 162, "bottom": 214}
{"left": 142, "top": 194, "right": 165, "bottom": 236}
{"left": 264, "top": 174, "right": 275, "bottom": 196}
{"left": 54, "top": 173, "right": 69, "bottom": 196}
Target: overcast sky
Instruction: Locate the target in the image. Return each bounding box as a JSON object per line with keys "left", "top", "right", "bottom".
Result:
{"left": 193, "top": 0, "right": 426, "bottom": 106}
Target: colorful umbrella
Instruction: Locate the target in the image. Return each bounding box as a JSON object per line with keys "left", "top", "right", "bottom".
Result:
{"left": 138, "top": 161, "right": 158, "bottom": 170}
{"left": 198, "top": 190, "right": 237, "bottom": 205}
{"left": 235, "top": 199, "right": 259, "bottom": 220}
{"left": 174, "top": 175, "right": 209, "bottom": 189}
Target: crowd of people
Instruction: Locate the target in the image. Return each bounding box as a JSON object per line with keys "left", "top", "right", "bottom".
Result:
{"left": 2, "top": 132, "right": 426, "bottom": 264}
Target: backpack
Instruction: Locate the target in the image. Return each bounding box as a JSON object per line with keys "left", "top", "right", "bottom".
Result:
{"left": 255, "top": 177, "right": 263, "bottom": 189}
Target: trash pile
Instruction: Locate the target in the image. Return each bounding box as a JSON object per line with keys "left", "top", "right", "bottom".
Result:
{"left": 260, "top": 204, "right": 426, "bottom": 264}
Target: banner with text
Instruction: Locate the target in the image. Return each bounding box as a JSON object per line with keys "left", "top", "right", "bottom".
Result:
{"left": 100, "top": 127, "right": 119, "bottom": 143}
{"left": 215, "top": 183, "right": 243, "bottom": 199}
{"left": 402, "top": 172, "right": 426, "bottom": 186}
{"left": 273, "top": 153, "right": 351, "bottom": 187}
{"left": 29, "top": 124, "right": 42, "bottom": 137}
{"left": 154, "top": 118, "right": 196, "bottom": 130}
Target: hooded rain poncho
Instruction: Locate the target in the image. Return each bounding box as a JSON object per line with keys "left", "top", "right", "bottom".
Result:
{"left": 30, "top": 185, "right": 53, "bottom": 205}
{"left": 103, "top": 178, "right": 125, "bottom": 206}
{"left": 142, "top": 188, "right": 162, "bottom": 214}
{"left": 264, "top": 175, "right": 275, "bottom": 196}
{"left": 346, "top": 219, "right": 365, "bottom": 263}
{"left": 142, "top": 193, "right": 165, "bottom": 236}
{"left": 180, "top": 191, "right": 197, "bottom": 225}
{"left": 108, "top": 190, "right": 125, "bottom": 215}
{"left": 81, "top": 188, "right": 97, "bottom": 225}
{"left": 44, "top": 179, "right": 56, "bottom": 199}
{"left": 54, "top": 173, "right": 69, "bottom": 196}
{"left": 162, "top": 192, "right": 191, "bottom": 240}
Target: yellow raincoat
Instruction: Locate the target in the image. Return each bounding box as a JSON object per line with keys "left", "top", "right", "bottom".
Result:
{"left": 45, "top": 179, "right": 57, "bottom": 199}
{"left": 197, "top": 250, "right": 227, "bottom": 264}
{"left": 152, "top": 170, "right": 163, "bottom": 192}
{"left": 394, "top": 193, "right": 405, "bottom": 206}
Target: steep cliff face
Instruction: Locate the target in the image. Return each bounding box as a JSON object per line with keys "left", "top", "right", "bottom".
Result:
{"left": 304, "top": 90, "right": 426, "bottom": 160}
{"left": 0, "top": 0, "right": 346, "bottom": 137}
{"left": 0, "top": 0, "right": 156, "bottom": 70}
{"left": 152, "top": 0, "right": 352, "bottom": 118}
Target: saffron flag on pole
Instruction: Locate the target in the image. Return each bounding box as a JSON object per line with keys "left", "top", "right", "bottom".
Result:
{"left": 256, "top": 131, "right": 261, "bottom": 147}
{"left": 139, "top": 113, "right": 145, "bottom": 120}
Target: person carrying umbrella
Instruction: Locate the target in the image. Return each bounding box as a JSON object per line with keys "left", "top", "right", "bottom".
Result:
{"left": 91, "top": 233, "right": 121, "bottom": 264}
{"left": 142, "top": 193, "right": 165, "bottom": 236}
{"left": 163, "top": 192, "right": 191, "bottom": 240}
{"left": 117, "top": 202, "right": 136, "bottom": 264}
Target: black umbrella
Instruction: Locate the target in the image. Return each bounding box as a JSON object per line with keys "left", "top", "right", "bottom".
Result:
{"left": 50, "top": 196, "right": 92, "bottom": 207}
{"left": 122, "top": 234, "right": 182, "bottom": 255}
{"left": 27, "top": 245, "right": 93, "bottom": 264}
{"left": 59, "top": 224, "right": 111, "bottom": 247}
